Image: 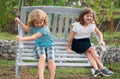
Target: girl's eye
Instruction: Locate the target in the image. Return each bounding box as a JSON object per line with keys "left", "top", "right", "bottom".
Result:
{"left": 86, "top": 14, "right": 93, "bottom": 18}
{"left": 90, "top": 16, "right": 93, "bottom": 18}
{"left": 36, "top": 21, "right": 43, "bottom": 24}
{"left": 86, "top": 15, "right": 92, "bottom": 17}
{"left": 35, "top": 23, "right": 38, "bottom": 24}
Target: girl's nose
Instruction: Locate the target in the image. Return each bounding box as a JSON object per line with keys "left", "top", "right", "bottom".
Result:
{"left": 38, "top": 23, "right": 41, "bottom": 26}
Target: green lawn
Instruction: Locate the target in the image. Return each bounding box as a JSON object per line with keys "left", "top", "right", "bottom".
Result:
{"left": 0, "top": 57, "right": 120, "bottom": 79}
{"left": 0, "top": 32, "right": 16, "bottom": 40}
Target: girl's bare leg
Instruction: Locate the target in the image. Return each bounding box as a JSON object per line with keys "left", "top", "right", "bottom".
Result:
{"left": 87, "top": 47, "right": 104, "bottom": 70}
{"left": 85, "top": 51, "right": 99, "bottom": 70}
{"left": 38, "top": 54, "right": 46, "bottom": 79}
{"left": 48, "top": 60, "right": 56, "bottom": 79}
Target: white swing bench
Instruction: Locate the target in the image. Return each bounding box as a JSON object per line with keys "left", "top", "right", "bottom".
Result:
{"left": 16, "top": 6, "right": 105, "bottom": 79}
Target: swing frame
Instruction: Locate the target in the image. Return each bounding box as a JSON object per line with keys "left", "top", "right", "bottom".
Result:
{"left": 16, "top": 6, "right": 105, "bottom": 79}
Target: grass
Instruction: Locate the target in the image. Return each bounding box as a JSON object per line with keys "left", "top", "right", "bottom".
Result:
{"left": 90, "top": 31, "right": 120, "bottom": 46}
{"left": 0, "top": 57, "right": 120, "bottom": 79}
{"left": 103, "top": 30, "right": 120, "bottom": 40}
{"left": 103, "top": 31, "right": 120, "bottom": 46}
{"left": 0, "top": 57, "right": 15, "bottom": 66}
{"left": 0, "top": 32, "right": 16, "bottom": 40}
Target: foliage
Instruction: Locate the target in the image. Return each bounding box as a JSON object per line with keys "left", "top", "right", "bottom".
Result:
{"left": 53, "top": 0, "right": 67, "bottom": 6}
{"left": 81, "top": 0, "right": 114, "bottom": 23}
{"left": 0, "top": 0, "right": 67, "bottom": 33}
{"left": 114, "top": 0, "right": 120, "bottom": 8}
{"left": 0, "top": 0, "right": 120, "bottom": 33}
{"left": 24, "top": 0, "right": 66, "bottom": 6}
{"left": 67, "top": 0, "right": 120, "bottom": 24}
{"left": 0, "top": 0, "right": 17, "bottom": 28}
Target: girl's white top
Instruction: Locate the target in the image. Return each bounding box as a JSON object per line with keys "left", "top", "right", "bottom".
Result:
{"left": 72, "top": 22, "right": 96, "bottom": 39}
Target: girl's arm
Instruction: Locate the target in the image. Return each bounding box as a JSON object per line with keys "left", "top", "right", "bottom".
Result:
{"left": 67, "top": 31, "right": 76, "bottom": 54}
{"left": 15, "top": 17, "right": 30, "bottom": 32}
{"left": 16, "top": 32, "right": 42, "bottom": 41}
{"left": 94, "top": 27, "right": 105, "bottom": 46}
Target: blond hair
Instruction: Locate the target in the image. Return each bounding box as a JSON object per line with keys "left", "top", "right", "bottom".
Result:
{"left": 27, "top": 9, "right": 48, "bottom": 27}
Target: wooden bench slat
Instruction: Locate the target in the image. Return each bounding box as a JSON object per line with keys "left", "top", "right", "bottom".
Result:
{"left": 17, "top": 62, "right": 91, "bottom": 67}
{"left": 21, "top": 57, "right": 89, "bottom": 61}
{"left": 21, "top": 53, "right": 87, "bottom": 58}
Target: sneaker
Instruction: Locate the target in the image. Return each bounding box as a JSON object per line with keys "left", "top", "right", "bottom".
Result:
{"left": 94, "top": 70, "right": 102, "bottom": 77}
{"left": 101, "top": 68, "right": 113, "bottom": 76}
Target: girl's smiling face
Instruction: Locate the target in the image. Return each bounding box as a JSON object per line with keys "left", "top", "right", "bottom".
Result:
{"left": 83, "top": 13, "right": 93, "bottom": 25}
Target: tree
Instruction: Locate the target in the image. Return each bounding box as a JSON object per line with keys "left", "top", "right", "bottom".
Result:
{"left": 0, "top": 0, "right": 18, "bottom": 33}
{"left": 0, "top": 0, "right": 119, "bottom": 34}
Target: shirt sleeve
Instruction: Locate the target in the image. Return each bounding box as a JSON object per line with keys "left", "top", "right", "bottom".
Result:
{"left": 39, "top": 27, "right": 48, "bottom": 35}
{"left": 29, "top": 27, "right": 33, "bottom": 34}
{"left": 71, "top": 22, "right": 78, "bottom": 32}
{"left": 91, "top": 23, "right": 96, "bottom": 32}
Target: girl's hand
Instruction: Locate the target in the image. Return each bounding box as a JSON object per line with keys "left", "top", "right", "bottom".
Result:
{"left": 15, "top": 17, "right": 21, "bottom": 24}
{"left": 99, "top": 40, "right": 105, "bottom": 47}
{"left": 16, "top": 35, "right": 23, "bottom": 41}
{"left": 67, "top": 48, "right": 74, "bottom": 54}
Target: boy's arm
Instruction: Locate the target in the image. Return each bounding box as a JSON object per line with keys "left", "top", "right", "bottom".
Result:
{"left": 16, "top": 32, "right": 42, "bottom": 41}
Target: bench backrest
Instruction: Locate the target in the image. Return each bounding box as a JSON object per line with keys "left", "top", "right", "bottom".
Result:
{"left": 17, "top": 6, "right": 93, "bottom": 67}
{"left": 19, "top": 6, "right": 81, "bottom": 41}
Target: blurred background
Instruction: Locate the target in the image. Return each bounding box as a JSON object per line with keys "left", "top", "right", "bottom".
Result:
{"left": 0, "top": 0, "right": 120, "bottom": 46}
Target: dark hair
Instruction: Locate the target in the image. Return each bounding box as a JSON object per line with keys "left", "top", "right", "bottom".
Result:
{"left": 77, "top": 7, "right": 97, "bottom": 25}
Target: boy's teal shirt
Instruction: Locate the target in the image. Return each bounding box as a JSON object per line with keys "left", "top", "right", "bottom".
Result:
{"left": 30, "top": 26, "right": 55, "bottom": 47}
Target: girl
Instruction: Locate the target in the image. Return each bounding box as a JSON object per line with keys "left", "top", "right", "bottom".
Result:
{"left": 67, "top": 7, "right": 113, "bottom": 77}
{"left": 15, "top": 9, "right": 56, "bottom": 79}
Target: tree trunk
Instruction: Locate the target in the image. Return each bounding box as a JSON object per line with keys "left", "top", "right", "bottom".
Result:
{"left": 110, "top": 12, "right": 114, "bottom": 35}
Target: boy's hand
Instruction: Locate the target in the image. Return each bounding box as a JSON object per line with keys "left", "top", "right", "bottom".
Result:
{"left": 67, "top": 48, "right": 74, "bottom": 54}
